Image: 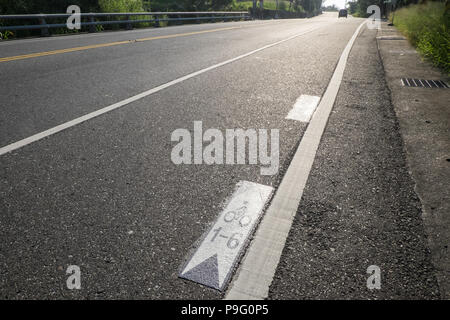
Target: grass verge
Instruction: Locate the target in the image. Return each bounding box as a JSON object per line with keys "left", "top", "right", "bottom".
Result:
{"left": 392, "top": 2, "right": 449, "bottom": 74}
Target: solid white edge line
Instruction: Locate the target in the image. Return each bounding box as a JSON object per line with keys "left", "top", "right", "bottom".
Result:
{"left": 225, "top": 20, "right": 366, "bottom": 300}
{"left": 0, "top": 24, "right": 326, "bottom": 156}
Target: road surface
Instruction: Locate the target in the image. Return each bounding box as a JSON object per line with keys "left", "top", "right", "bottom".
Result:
{"left": 0, "top": 13, "right": 439, "bottom": 299}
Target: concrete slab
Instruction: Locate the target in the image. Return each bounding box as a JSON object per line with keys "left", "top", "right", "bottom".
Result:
{"left": 377, "top": 21, "right": 450, "bottom": 299}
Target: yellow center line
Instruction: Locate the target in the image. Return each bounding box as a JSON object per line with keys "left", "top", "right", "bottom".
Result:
{"left": 0, "top": 26, "right": 240, "bottom": 63}
{"left": 136, "top": 26, "right": 238, "bottom": 42}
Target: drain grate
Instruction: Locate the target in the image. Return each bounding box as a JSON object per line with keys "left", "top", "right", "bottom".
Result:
{"left": 401, "top": 78, "right": 449, "bottom": 88}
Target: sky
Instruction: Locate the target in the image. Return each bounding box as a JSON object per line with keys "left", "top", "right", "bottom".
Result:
{"left": 322, "top": 0, "right": 348, "bottom": 9}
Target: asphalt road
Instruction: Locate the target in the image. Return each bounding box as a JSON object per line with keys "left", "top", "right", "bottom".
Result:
{"left": 0, "top": 13, "right": 439, "bottom": 299}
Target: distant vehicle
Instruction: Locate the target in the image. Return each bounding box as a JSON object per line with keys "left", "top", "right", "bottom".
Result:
{"left": 338, "top": 9, "right": 348, "bottom": 18}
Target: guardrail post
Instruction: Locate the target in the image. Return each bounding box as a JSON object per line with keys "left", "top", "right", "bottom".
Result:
{"left": 153, "top": 16, "right": 160, "bottom": 28}
{"left": 88, "top": 14, "right": 96, "bottom": 33}
{"left": 125, "top": 15, "right": 133, "bottom": 30}
{"left": 38, "top": 16, "right": 49, "bottom": 36}
{"left": 176, "top": 14, "right": 183, "bottom": 25}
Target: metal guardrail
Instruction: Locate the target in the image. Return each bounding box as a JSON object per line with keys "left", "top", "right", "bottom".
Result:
{"left": 0, "top": 11, "right": 251, "bottom": 36}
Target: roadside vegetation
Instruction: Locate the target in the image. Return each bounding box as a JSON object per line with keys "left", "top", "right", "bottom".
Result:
{"left": 0, "top": 0, "right": 150, "bottom": 39}
{"left": 322, "top": 4, "right": 339, "bottom": 11}
{"left": 152, "top": 1, "right": 321, "bottom": 15}
{"left": 0, "top": 0, "right": 323, "bottom": 40}
{"left": 345, "top": 0, "right": 449, "bottom": 74}
{"left": 231, "top": 1, "right": 297, "bottom": 11}
{"left": 393, "top": 2, "right": 449, "bottom": 74}
{"left": 230, "top": 0, "right": 322, "bottom": 18}
{"left": 346, "top": 0, "right": 384, "bottom": 17}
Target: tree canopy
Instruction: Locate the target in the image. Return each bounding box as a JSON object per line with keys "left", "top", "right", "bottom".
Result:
{"left": 0, "top": 0, "right": 324, "bottom": 14}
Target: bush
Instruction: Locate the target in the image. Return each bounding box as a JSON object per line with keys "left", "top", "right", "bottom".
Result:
{"left": 231, "top": 1, "right": 293, "bottom": 11}
{"left": 393, "top": 2, "right": 450, "bottom": 74}
{"left": 0, "top": 30, "right": 14, "bottom": 40}
{"left": 97, "top": 0, "right": 145, "bottom": 30}
{"left": 98, "top": 0, "right": 144, "bottom": 12}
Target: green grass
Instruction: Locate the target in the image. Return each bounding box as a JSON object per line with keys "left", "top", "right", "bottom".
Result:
{"left": 231, "top": 1, "right": 293, "bottom": 11}
{"left": 392, "top": 2, "right": 449, "bottom": 74}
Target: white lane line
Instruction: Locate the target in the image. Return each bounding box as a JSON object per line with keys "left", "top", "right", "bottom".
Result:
{"left": 286, "top": 95, "right": 321, "bottom": 122}
{"left": 0, "top": 25, "right": 326, "bottom": 157}
{"left": 179, "top": 181, "right": 273, "bottom": 291}
{"left": 225, "top": 21, "right": 366, "bottom": 300}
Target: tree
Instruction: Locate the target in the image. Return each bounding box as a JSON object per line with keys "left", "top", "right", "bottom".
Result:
{"left": 323, "top": 4, "right": 339, "bottom": 11}
{"left": 0, "top": 0, "right": 100, "bottom": 14}
{"left": 347, "top": 1, "right": 358, "bottom": 14}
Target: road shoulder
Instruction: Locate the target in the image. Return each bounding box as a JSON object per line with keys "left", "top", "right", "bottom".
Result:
{"left": 377, "top": 21, "right": 450, "bottom": 299}
{"left": 268, "top": 25, "right": 439, "bottom": 299}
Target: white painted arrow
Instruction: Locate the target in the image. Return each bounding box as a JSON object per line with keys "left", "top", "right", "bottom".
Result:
{"left": 180, "top": 181, "right": 273, "bottom": 291}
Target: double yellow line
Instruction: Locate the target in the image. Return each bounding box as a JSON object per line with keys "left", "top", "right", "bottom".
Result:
{"left": 0, "top": 26, "right": 239, "bottom": 63}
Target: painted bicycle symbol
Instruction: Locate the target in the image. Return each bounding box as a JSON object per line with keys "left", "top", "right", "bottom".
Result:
{"left": 223, "top": 203, "right": 251, "bottom": 227}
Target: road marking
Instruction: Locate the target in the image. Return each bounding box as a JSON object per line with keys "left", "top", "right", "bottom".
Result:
{"left": 225, "top": 21, "right": 366, "bottom": 300}
{"left": 0, "top": 19, "right": 293, "bottom": 48}
{"left": 0, "top": 19, "right": 304, "bottom": 63}
{"left": 0, "top": 26, "right": 240, "bottom": 63}
{"left": 0, "top": 40, "right": 131, "bottom": 63}
{"left": 179, "top": 181, "right": 273, "bottom": 291}
{"left": 135, "top": 26, "right": 240, "bottom": 42}
{"left": 286, "top": 95, "right": 321, "bottom": 122}
{"left": 0, "top": 25, "right": 323, "bottom": 156}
